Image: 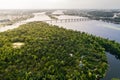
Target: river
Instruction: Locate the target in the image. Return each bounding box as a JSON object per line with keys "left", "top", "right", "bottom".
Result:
{"left": 0, "top": 12, "right": 51, "bottom": 32}
{"left": 50, "top": 14, "right": 120, "bottom": 80}
{"left": 0, "top": 11, "right": 120, "bottom": 80}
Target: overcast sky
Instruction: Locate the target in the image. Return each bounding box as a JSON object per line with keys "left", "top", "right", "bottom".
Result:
{"left": 0, "top": 0, "right": 120, "bottom": 9}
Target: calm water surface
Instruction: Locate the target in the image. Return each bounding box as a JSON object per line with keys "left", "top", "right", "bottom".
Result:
{"left": 0, "top": 12, "right": 120, "bottom": 80}
{"left": 51, "top": 15, "right": 120, "bottom": 80}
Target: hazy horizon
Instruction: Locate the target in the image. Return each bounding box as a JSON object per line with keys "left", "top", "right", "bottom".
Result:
{"left": 0, "top": 0, "right": 120, "bottom": 9}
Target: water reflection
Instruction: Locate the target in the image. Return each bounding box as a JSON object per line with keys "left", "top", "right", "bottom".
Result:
{"left": 50, "top": 20, "right": 120, "bottom": 42}
{"left": 101, "top": 53, "right": 120, "bottom": 80}
{"left": 50, "top": 15, "right": 120, "bottom": 79}
{"left": 0, "top": 12, "right": 120, "bottom": 79}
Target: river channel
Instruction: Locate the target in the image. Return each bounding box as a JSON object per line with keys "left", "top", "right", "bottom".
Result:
{"left": 0, "top": 11, "right": 120, "bottom": 80}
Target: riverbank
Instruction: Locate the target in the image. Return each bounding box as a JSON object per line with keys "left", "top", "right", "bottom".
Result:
{"left": 1, "top": 21, "right": 120, "bottom": 79}
{"left": 0, "top": 10, "right": 120, "bottom": 79}
{"left": 0, "top": 22, "right": 108, "bottom": 79}
{"left": 0, "top": 12, "right": 51, "bottom": 32}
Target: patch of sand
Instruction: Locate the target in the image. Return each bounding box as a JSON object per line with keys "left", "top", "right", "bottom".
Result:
{"left": 12, "top": 42, "right": 25, "bottom": 48}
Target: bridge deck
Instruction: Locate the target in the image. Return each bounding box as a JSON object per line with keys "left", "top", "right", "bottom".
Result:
{"left": 44, "top": 18, "right": 90, "bottom": 23}
{"left": 18, "top": 18, "right": 90, "bottom": 24}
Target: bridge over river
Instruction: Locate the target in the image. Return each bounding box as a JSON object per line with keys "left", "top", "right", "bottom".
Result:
{"left": 44, "top": 18, "right": 90, "bottom": 23}
{"left": 17, "top": 17, "right": 90, "bottom": 24}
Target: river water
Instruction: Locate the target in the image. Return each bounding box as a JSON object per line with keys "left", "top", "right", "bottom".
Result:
{"left": 0, "top": 11, "right": 120, "bottom": 80}
{"left": 50, "top": 15, "right": 120, "bottom": 80}
{"left": 0, "top": 12, "right": 51, "bottom": 32}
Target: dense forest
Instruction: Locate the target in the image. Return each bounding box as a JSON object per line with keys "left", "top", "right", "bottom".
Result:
{"left": 0, "top": 22, "right": 120, "bottom": 80}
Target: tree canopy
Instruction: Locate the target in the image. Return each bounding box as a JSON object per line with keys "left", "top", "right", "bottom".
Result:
{"left": 0, "top": 22, "right": 120, "bottom": 80}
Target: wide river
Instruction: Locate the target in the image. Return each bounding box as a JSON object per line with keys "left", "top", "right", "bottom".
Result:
{"left": 0, "top": 11, "right": 120, "bottom": 80}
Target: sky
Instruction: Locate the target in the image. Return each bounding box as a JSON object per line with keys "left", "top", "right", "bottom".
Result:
{"left": 0, "top": 0, "right": 120, "bottom": 9}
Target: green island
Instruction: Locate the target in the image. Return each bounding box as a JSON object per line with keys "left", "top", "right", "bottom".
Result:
{"left": 48, "top": 15, "right": 58, "bottom": 20}
{"left": 0, "top": 22, "right": 120, "bottom": 80}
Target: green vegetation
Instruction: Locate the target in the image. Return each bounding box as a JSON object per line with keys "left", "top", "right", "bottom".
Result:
{"left": 45, "top": 10, "right": 58, "bottom": 20}
{"left": 64, "top": 10, "right": 120, "bottom": 24}
{"left": 0, "top": 14, "right": 34, "bottom": 28}
{"left": 0, "top": 10, "right": 35, "bottom": 27}
{"left": 0, "top": 22, "right": 120, "bottom": 80}
{"left": 64, "top": 10, "right": 87, "bottom": 17}
{"left": 99, "top": 17, "right": 120, "bottom": 24}
{"left": 0, "top": 14, "right": 34, "bottom": 27}
{"left": 48, "top": 15, "right": 58, "bottom": 20}
{"left": 112, "top": 78, "right": 120, "bottom": 80}
{"left": 87, "top": 11, "right": 114, "bottom": 17}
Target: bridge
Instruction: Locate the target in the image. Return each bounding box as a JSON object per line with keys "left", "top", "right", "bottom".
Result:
{"left": 44, "top": 18, "right": 90, "bottom": 23}
{"left": 17, "top": 18, "right": 90, "bottom": 24}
